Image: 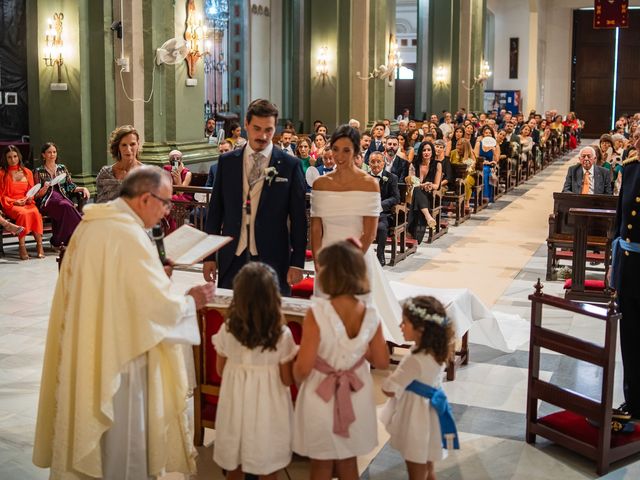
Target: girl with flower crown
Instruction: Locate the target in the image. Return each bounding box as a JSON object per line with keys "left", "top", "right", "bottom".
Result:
{"left": 380, "top": 295, "right": 460, "bottom": 480}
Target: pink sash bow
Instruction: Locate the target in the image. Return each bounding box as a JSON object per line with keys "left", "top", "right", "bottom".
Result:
{"left": 314, "top": 356, "right": 366, "bottom": 438}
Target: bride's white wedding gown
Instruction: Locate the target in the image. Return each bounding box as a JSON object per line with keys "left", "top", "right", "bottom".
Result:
{"left": 311, "top": 190, "right": 404, "bottom": 344}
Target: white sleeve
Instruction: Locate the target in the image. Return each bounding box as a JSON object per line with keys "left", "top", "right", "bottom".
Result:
{"left": 381, "top": 354, "right": 423, "bottom": 396}
{"left": 278, "top": 328, "right": 299, "bottom": 364}
{"left": 162, "top": 295, "right": 200, "bottom": 345}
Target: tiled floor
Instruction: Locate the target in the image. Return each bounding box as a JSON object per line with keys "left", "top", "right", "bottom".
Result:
{"left": 2, "top": 148, "right": 640, "bottom": 479}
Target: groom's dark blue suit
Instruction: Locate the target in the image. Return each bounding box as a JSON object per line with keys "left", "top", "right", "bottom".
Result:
{"left": 205, "top": 145, "right": 307, "bottom": 294}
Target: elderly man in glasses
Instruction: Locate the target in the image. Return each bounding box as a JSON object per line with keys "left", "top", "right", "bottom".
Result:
{"left": 561, "top": 146, "right": 612, "bottom": 195}
{"left": 34, "top": 166, "right": 215, "bottom": 479}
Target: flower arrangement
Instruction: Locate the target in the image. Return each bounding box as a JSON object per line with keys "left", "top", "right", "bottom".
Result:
{"left": 264, "top": 166, "right": 278, "bottom": 186}
{"left": 463, "top": 158, "right": 475, "bottom": 173}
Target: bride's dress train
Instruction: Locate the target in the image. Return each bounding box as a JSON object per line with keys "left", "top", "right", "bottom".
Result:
{"left": 311, "top": 190, "right": 404, "bottom": 343}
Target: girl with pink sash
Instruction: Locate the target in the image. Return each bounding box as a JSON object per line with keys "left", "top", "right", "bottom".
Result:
{"left": 293, "top": 240, "right": 389, "bottom": 480}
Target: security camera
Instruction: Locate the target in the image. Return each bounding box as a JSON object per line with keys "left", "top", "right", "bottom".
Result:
{"left": 110, "top": 20, "right": 122, "bottom": 39}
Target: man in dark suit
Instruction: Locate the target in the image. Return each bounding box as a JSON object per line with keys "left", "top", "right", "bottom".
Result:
{"left": 383, "top": 135, "right": 410, "bottom": 180}
{"left": 364, "top": 122, "right": 386, "bottom": 164}
{"left": 205, "top": 140, "right": 232, "bottom": 187}
{"left": 369, "top": 151, "right": 400, "bottom": 266}
{"left": 278, "top": 128, "right": 296, "bottom": 157}
{"left": 613, "top": 129, "right": 640, "bottom": 421}
{"left": 562, "top": 146, "right": 613, "bottom": 195}
{"left": 203, "top": 99, "right": 307, "bottom": 294}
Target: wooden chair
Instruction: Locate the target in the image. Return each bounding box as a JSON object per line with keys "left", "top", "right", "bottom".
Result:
{"left": 169, "top": 185, "right": 213, "bottom": 231}
{"left": 546, "top": 193, "right": 617, "bottom": 280}
{"left": 387, "top": 198, "right": 417, "bottom": 266}
{"left": 426, "top": 188, "right": 448, "bottom": 243}
{"left": 193, "top": 300, "right": 307, "bottom": 446}
{"left": 563, "top": 207, "right": 616, "bottom": 303}
{"left": 193, "top": 308, "right": 225, "bottom": 446}
{"left": 470, "top": 164, "right": 485, "bottom": 214}
{"left": 442, "top": 165, "right": 469, "bottom": 226}
{"left": 526, "top": 281, "right": 640, "bottom": 475}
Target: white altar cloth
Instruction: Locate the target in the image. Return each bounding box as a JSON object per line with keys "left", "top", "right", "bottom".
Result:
{"left": 389, "top": 282, "right": 529, "bottom": 353}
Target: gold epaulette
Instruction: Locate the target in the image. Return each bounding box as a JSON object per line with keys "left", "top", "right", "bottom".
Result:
{"left": 622, "top": 152, "right": 638, "bottom": 166}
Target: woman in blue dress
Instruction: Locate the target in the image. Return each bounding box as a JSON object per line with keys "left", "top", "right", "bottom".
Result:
{"left": 474, "top": 126, "right": 500, "bottom": 204}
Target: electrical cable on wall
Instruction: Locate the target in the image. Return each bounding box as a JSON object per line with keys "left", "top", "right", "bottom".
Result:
{"left": 113, "top": 0, "right": 157, "bottom": 103}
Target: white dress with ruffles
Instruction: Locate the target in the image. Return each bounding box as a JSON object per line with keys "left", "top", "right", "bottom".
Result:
{"left": 310, "top": 190, "right": 404, "bottom": 343}
{"left": 292, "top": 296, "right": 380, "bottom": 459}
{"left": 212, "top": 326, "right": 298, "bottom": 475}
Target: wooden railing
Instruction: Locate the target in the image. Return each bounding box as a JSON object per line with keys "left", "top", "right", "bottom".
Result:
{"left": 170, "top": 185, "right": 212, "bottom": 231}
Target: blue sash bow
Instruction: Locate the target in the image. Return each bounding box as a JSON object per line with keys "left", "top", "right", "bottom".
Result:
{"left": 611, "top": 238, "right": 640, "bottom": 291}
{"left": 406, "top": 380, "right": 460, "bottom": 450}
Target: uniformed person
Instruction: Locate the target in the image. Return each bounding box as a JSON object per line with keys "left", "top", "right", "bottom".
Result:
{"left": 614, "top": 128, "right": 640, "bottom": 419}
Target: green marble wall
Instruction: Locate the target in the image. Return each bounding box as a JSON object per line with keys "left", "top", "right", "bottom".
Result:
{"left": 26, "top": 0, "right": 114, "bottom": 188}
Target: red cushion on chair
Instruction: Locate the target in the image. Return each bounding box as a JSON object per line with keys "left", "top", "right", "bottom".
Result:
{"left": 202, "top": 401, "right": 218, "bottom": 423}
{"left": 203, "top": 309, "right": 225, "bottom": 405}
{"left": 305, "top": 249, "right": 313, "bottom": 261}
{"left": 291, "top": 277, "right": 314, "bottom": 299}
{"left": 539, "top": 410, "right": 640, "bottom": 448}
{"left": 563, "top": 279, "right": 606, "bottom": 290}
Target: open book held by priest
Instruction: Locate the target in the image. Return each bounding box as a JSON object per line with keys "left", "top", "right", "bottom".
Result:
{"left": 164, "top": 224, "right": 232, "bottom": 265}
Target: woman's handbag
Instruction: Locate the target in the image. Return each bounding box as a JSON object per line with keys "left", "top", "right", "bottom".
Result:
{"left": 489, "top": 167, "right": 499, "bottom": 187}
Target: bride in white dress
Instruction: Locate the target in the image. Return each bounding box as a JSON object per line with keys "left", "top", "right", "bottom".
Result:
{"left": 310, "top": 125, "right": 404, "bottom": 344}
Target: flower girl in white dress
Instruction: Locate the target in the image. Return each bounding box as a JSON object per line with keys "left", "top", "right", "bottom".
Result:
{"left": 293, "top": 240, "right": 389, "bottom": 480}
{"left": 212, "top": 262, "right": 298, "bottom": 479}
{"left": 381, "top": 295, "right": 460, "bottom": 480}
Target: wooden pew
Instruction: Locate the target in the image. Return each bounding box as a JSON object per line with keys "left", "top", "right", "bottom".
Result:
{"left": 442, "top": 164, "right": 469, "bottom": 226}
{"left": 546, "top": 192, "right": 617, "bottom": 281}
{"left": 564, "top": 207, "right": 616, "bottom": 303}
{"left": 0, "top": 192, "right": 86, "bottom": 256}
{"left": 427, "top": 188, "right": 448, "bottom": 243}
{"left": 526, "top": 282, "right": 640, "bottom": 475}
{"left": 388, "top": 183, "right": 417, "bottom": 265}
{"left": 470, "top": 160, "right": 485, "bottom": 213}
{"left": 169, "top": 185, "right": 213, "bottom": 231}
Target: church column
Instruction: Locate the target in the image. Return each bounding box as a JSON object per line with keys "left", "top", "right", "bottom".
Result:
{"left": 415, "top": 0, "right": 432, "bottom": 118}
{"left": 138, "top": 0, "right": 218, "bottom": 167}
{"left": 26, "top": 0, "right": 115, "bottom": 190}
{"left": 349, "top": 0, "right": 370, "bottom": 128}
{"left": 367, "top": 0, "right": 397, "bottom": 123}
{"left": 469, "top": 0, "right": 486, "bottom": 112}
{"left": 308, "top": 0, "right": 340, "bottom": 130}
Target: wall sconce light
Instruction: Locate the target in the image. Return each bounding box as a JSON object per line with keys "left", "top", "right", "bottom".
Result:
{"left": 44, "top": 13, "right": 66, "bottom": 90}
{"left": 434, "top": 65, "right": 448, "bottom": 84}
{"left": 185, "top": 0, "right": 209, "bottom": 79}
{"left": 462, "top": 59, "right": 492, "bottom": 91}
{"left": 316, "top": 46, "right": 330, "bottom": 86}
{"left": 356, "top": 34, "right": 402, "bottom": 86}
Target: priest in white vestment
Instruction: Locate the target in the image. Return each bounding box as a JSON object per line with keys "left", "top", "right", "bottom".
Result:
{"left": 33, "top": 166, "right": 214, "bottom": 479}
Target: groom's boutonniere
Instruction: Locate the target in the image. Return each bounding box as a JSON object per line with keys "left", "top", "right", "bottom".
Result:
{"left": 264, "top": 166, "right": 278, "bottom": 186}
{"left": 382, "top": 176, "right": 389, "bottom": 183}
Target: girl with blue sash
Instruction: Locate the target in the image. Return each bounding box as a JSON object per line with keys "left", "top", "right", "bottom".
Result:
{"left": 380, "top": 296, "right": 460, "bottom": 480}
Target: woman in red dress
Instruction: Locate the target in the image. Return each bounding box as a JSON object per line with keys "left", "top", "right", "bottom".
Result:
{"left": 0, "top": 146, "right": 45, "bottom": 259}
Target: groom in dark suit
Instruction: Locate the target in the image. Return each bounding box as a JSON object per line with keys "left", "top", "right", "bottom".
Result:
{"left": 369, "top": 152, "right": 400, "bottom": 266}
{"left": 203, "top": 99, "right": 307, "bottom": 294}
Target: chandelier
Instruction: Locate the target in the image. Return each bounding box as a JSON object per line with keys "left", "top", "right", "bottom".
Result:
{"left": 205, "top": 0, "right": 229, "bottom": 30}
{"left": 356, "top": 34, "right": 402, "bottom": 86}
{"left": 462, "top": 59, "right": 492, "bottom": 91}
